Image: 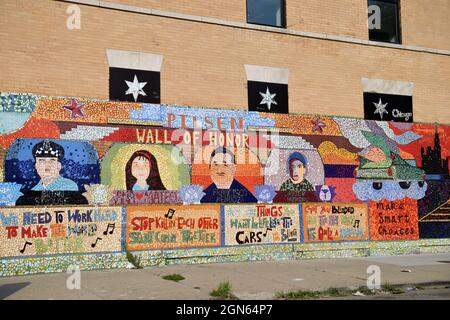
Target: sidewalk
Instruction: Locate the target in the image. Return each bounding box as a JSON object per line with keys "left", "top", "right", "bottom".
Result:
{"left": 0, "top": 253, "right": 449, "bottom": 300}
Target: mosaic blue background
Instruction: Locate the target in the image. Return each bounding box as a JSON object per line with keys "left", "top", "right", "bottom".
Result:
{"left": 4, "top": 139, "right": 100, "bottom": 192}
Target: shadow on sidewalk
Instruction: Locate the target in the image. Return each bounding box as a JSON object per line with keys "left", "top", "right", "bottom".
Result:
{"left": 0, "top": 282, "right": 30, "bottom": 299}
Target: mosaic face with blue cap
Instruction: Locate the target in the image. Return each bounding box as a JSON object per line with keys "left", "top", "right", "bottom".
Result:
{"left": 31, "top": 140, "right": 79, "bottom": 192}
{"left": 279, "top": 152, "right": 315, "bottom": 192}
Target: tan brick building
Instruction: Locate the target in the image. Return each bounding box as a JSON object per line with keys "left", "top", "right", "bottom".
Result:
{"left": 0, "top": 0, "right": 449, "bottom": 122}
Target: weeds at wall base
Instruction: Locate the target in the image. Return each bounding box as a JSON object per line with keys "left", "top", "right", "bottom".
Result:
{"left": 210, "top": 280, "right": 239, "bottom": 300}
{"left": 126, "top": 251, "right": 143, "bottom": 269}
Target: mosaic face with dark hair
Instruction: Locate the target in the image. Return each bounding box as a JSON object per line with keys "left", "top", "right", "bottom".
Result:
{"left": 201, "top": 147, "right": 257, "bottom": 203}
{"left": 125, "top": 150, "right": 166, "bottom": 191}
{"left": 209, "top": 147, "right": 236, "bottom": 189}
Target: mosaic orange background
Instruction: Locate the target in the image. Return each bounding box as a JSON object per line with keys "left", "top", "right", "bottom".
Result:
{"left": 126, "top": 204, "right": 221, "bottom": 250}
{"left": 191, "top": 146, "right": 263, "bottom": 192}
{"left": 302, "top": 202, "right": 369, "bottom": 242}
{"left": 369, "top": 198, "right": 419, "bottom": 241}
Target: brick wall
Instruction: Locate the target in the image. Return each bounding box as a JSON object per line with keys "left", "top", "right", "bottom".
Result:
{"left": 110, "top": 0, "right": 368, "bottom": 39}
{"left": 108, "top": 0, "right": 450, "bottom": 50}
{"left": 0, "top": 0, "right": 449, "bottom": 123}
{"left": 109, "top": 0, "right": 246, "bottom": 22}
{"left": 285, "top": 0, "right": 368, "bottom": 39}
{"left": 401, "top": 0, "right": 450, "bottom": 51}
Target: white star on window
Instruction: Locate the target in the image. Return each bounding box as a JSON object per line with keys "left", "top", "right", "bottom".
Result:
{"left": 259, "top": 87, "right": 277, "bottom": 110}
{"left": 373, "top": 98, "right": 388, "bottom": 120}
{"left": 125, "top": 75, "right": 148, "bottom": 102}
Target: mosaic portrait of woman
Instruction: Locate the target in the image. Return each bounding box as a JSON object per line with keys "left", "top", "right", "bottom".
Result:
{"left": 125, "top": 150, "right": 167, "bottom": 191}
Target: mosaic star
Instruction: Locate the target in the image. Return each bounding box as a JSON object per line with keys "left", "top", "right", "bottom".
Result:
{"left": 259, "top": 87, "right": 277, "bottom": 110}
{"left": 373, "top": 98, "right": 388, "bottom": 120}
{"left": 63, "top": 99, "right": 85, "bottom": 118}
{"left": 311, "top": 117, "right": 326, "bottom": 133}
{"left": 125, "top": 75, "right": 147, "bottom": 102}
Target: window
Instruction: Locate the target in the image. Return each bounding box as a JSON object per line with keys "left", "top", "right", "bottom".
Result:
{"left": 247, "top": 81, "right": 289, "bottom": 114}
{"left": 368, "top": 0, "right": 401, "bottom": 44}
{"left": 361, "top": 78, "right": 414, "bottom": 123}
{"left": 106, "top": 50, "right": 163, "bottom": 103}
{"left": 245, "top": 65, "right": 289, "bottom": 114}
{"left": 247, "top": 0, "right": 286, "bottom": 28}
{"left": 109, "top": 67, "right": 160, "bottom": 103}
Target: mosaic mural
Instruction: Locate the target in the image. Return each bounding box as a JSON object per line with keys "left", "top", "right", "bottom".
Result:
{"left": 224, "top": 204, "right": 300, "bottom": 245}
{"left": 0, "top": 92, "right": 448, "bottom": 275}
{"left": 126, "top": 204, "right": 221, "bottom": 250}
{"left": 0, "top": 206, "right": 122, "bottom": 258}
{"left": 302, "top": 203, "right": 369, "bottom": 242}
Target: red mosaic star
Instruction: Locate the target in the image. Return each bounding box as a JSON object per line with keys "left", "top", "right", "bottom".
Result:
{"left": 63, "top": 99, "right": 85, "bottom": 118}
{"left": 311, "top": 117, "right": 326, "bottom": 133}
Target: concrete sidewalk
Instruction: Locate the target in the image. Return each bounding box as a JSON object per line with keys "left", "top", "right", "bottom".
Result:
{"left": 0, "top": 253, "right": 449, "bottom": 300}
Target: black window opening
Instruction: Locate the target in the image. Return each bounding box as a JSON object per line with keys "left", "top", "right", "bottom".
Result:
{"left": 109, "top": 67, "right": 161, "bottom": 103}
{"left": 248, "top": 81, "right": 289, "bottom": 114}
{"left": 247, "top": 0, "right": 286, "bottom": 28}
{"left": 363, "top": 92, "right": 413, "bottom": 123}
{"left": 368, "top": 0, "right": 401, "bottom": 44}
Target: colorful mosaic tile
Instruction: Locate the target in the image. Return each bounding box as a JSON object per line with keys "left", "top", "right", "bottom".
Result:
{"left": 0, "top": 92, "right": 448, "bottom": 277}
